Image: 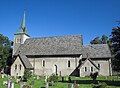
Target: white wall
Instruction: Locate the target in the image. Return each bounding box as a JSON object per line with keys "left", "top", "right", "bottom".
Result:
{"left": 11, "top": 56, "right": 25, "bottom": 77}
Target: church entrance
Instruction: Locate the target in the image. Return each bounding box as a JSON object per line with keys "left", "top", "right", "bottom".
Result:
{"left": 53, "top": 65, "right": 57, "bottom": 75}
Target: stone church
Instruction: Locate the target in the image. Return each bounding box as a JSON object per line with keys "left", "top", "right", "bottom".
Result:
{"left": 11, "top": 11, "right": 112, "bottom": 77}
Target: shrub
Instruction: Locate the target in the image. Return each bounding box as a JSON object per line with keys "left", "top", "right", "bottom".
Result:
{"left": 23, "top": 85, "right": 31, "bottom": 88}
{"left": 23, "top": 68, "right": 32, "bottom": 80}
{"left": 93, "top": 82, "right": 107, "bottom": 88}
{"left": 90, "top": 72, "right": 98, "bottom": 80}
{"left": 48, "top": 74, "right": 58, "bottom": 82}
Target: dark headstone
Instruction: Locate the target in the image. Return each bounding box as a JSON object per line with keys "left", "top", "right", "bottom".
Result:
{"left": 62, "top": 77, "right": 64, "bottom": 82}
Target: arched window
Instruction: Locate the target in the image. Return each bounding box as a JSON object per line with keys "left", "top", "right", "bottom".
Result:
{"left": 85, "top": 67, "right": 87, "bottom": 72}
{"left": 16, "top": 38, "right": 21, "bottom": 43}
{"left": 42, "top": 60, "right": 45, "bottom": 67}
{"left": 98, "top": 64, "right": 100, "bottom": 69}
{"left": 15, "top": 64, "right": 17, "bottom": 70}
{"left": 68, "top": 60, "right": 70, "bottom": 67}
{"left": 19, "top": 64, "right": 22, "bottom": 70}
{"left": 91, "top": 67, "right": 93, "bottom": 72}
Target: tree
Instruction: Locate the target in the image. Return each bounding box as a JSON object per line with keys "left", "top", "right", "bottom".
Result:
{"left": 90, "top": 34, "right": 111, "bottom": 45}
{"left": 110, "top": 26, "right": 120, "bottom": 71}
{"left": 90, "top": 36, "right": 102, "bottom": 44}
{"left": 101, "top": 34, "right": 108, "bottom": 44}
{"left": 0, "top": 34, "right": 13, "bottom": 74}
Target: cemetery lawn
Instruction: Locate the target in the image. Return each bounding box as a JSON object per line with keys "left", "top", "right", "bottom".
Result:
{"left": 0, "top": 76, "right": 120, "bottom": 88}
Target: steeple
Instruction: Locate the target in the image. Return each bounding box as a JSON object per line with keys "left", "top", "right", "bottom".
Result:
{"left": 13, "top": 10, "right": 30, "bottom": 55}
{"left": 15, "top": 10, "right": 29, "bottom": 36}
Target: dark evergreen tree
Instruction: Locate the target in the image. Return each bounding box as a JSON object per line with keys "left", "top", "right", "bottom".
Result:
{"left": 110, "top": 26, "right": 120, "bottom": 71}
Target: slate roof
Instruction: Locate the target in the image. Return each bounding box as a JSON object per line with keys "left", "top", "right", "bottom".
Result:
{"left": 19, "top": 54, "right": 33, "bottom": 69}
{"left": 82, "top": 44, "right": 111, "bottom": 58}
{"left": 15, "top": 35, "right": 83, "bottom": 56}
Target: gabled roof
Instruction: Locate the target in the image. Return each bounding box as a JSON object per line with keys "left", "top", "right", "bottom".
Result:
{"left": 15, "top": 35, "right": 83, "bottom": 56}
{"left": 15, "top": 10, "right": 29, "bottom": 36}
{"left": 79, "top": 58, "right": 99, "bottom": 70}
{"left": 82, "top": 44, "right": 111, "bottom": 58}
{"left": 14, "top": 54, "right": 33, "bottom": 69}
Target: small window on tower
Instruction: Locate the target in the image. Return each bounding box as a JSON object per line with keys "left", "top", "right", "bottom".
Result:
{"left": 16, "top": 38, "right": 21, "bottom": 43}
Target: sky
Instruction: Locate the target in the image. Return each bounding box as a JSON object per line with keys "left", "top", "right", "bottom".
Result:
{"left": 0, "top": 0, "right": 120, "bottom": 45}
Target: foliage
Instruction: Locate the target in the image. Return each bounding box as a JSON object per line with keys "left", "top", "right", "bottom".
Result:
{"left": 93, "top": 82, "right": 107, "bottom": 88}
{"left": 23, "top": 85, "right": 31, "bottom": 88}
{"left": 90, "top": 35, "right": 111, "bottom": 45}
{"left": 90, "top": 72, "right": 98, "bottom": 80}
{"left": 110, "top": 26, "right": 120, "bottom": 71}
{"left": 48, "top": 74, "right": 58, "bottom": 82}
{"left": 23, "top": 69, "right": 32, "bottom": 80}
{"left": 0, "top": 34, "right": 13, "bottom": 73}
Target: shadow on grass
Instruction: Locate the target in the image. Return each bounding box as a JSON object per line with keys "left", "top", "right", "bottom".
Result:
{"left": 59, "top": 80, "right": 120, "bottom": 86}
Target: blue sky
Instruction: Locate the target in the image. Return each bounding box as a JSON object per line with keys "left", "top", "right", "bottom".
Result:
{"left": 0, "top": 0, "right": 120, "bottom": 45}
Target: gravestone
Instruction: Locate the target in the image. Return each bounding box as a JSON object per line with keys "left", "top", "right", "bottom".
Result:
{"left": 46, "top": 82, "right": 49, "bottom": 88}
{"left": 68, "top": 76, "right": 71, "bottom": 83}
{"left": 1, "top": 74, "right": 4, "bottom": 78}
{"left": 11, "top": 82, "right": 14, "bottom": 88}
{"left": 8, "top": 81, "right": 14, "bottom": 88}
{"left": 68, "top": 83, "right": 72, "bottom": 88}
{"left": 45, "top": 76, "right": 47, "bottom": 82}
{"left": 20, "top": 82, "right": 26, "bottom": 88}
{"left": 3, "top": 81, "right": 8, "bottom": 86}
{"left": 66, "top": 77, "right": 68, "bottom": 81}
{"left": 37, "top": 76, "right": 39, "bottom": 80}
{"left": 62, "top": 77, "right": 64, "bottom": 82}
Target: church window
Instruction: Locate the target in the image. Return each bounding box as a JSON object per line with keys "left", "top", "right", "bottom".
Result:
{"left": 19, "top": 64, "right": 22, "bottom": 70}
{"left": 68, "top": 60, "right": 70, "bottom": 67}
{"left": 16, "top": 38, "right": 21, "bottom": 43}
{"left": 42, "top": 60, "right": 45, "bottom": 67}
{"left": 15, "top": 64, "right": 17, "bottom": 70}
{"left": 85, "top": 67, "right": 87, "bottom": 72}
{"left": 98, "top": 64, "right": 100, "bottom": 69}
{"left": 91, "top": 67, "right": 93, "bottom": 72}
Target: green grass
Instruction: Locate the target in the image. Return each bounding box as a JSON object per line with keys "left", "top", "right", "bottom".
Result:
{"left": 0, "top": 76, "right": 120, "bottom": 88}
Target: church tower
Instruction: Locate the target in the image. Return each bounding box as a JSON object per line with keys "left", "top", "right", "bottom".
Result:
{"left": 13, "top": 10, "right": 30, "bottom": 55}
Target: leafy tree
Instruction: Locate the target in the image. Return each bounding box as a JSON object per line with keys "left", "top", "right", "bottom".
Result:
{"left": 0, "top": 34, "right": 13, "bottom": 74}
{"left": 90, "top": 34, "right": 110, "bottom": 45}
{"left": 101, "top": 34, "right": 108, "bottom": 44}
{"left": 90, "top": 36, "right": 102, "bottom": 44}
{"left": 110, "top": 26, "right": 120, "bottom": 71}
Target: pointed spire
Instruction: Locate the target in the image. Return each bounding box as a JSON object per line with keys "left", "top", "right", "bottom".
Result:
{"left": 15, "top": 10, "right": 29, "bottom": 36}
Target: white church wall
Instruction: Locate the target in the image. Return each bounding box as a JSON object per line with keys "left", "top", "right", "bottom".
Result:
{"left": 92, "top": 59, "right": 110, "bottom": 76}
{"left": 28, "top": 56, "right": 80, "bottom": 76}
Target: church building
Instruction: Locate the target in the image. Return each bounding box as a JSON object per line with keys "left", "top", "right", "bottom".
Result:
{"left": 11, "top": 11, "right": 112, "bottom": 77}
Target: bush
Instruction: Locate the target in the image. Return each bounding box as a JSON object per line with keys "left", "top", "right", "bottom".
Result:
{"left": 23, "top": 69, "right": 32, "bottom": 80}
{"left": 93, "top": 82, "right": 107, "bottom": 88}
{"left": 90, "top": 72, "right": 98, "bottom": 80}
{"left": 48, "top": 74, "right": 58, "bottom": 82}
